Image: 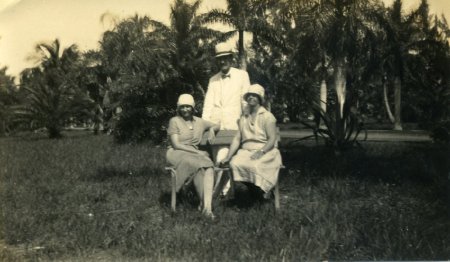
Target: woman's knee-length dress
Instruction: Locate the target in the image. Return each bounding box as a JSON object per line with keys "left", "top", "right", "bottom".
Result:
{"left": 166, "top": 116, "right": 214, "bottom": 191}
{"left": 230, "top": 107, "right": 282, "bottom": 192}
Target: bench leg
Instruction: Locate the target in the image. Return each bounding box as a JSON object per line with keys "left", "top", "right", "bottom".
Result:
{"left": 212, "top": 169, "right": 225, "bottom": 199}
{"left": 171, "top": 170, "right": 176, "bottom": 212}
{"left": 274, "top": 181, "right": 280, "bottom": 211}
{"left": 229, "top": 169, "right": 235, "bottom": 199}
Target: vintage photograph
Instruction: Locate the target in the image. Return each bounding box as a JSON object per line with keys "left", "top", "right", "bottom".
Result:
{"left": 0, "top": 0, "right": 449, "bottom": 260}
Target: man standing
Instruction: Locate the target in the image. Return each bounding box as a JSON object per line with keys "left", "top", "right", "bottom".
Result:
{"left": 203, "top": 43, "right": 250, "bottom": 130}
{"left": 202, "top": 43, "right": 250, "bottom": 194}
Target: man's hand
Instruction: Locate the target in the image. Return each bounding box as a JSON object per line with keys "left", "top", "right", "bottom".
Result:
{"left": 207, "top": 128, "right": 216, "bottom": 144}
{"left": 250, "top": 150, "right": 264, "bottom": 160}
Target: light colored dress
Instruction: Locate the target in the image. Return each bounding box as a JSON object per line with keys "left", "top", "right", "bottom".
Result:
{"left": 230, "top": 107, "right": 282, "bottom": 192}
{"left": 166, "top": 116, "right": 214, "bottom": 191}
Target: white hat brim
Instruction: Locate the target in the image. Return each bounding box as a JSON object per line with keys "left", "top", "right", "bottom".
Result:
{"left": 215, "top": 52, "right": 233, "bottom": 58}
{"left": 244, "top": 92, "right": 264, "bottom": 103}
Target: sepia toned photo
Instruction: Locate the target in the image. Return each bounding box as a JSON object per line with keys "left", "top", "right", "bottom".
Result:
{"left": 0, "top": 0, "right": 449, "bottom": 260}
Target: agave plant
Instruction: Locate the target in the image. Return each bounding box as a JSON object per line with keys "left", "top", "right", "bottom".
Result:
{"left": 298, "top": 100, "right": 368, "bottom": 154}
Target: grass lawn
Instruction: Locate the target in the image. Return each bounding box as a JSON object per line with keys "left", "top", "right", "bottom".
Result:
{"left": 0, "top": 132, "right": 449, "bottom": 261}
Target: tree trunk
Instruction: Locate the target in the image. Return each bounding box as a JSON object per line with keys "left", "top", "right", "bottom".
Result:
{"left": 238, "top": 30, "right": 246, "bottom": 70}
{"left": 320, "top": 80, "right": 327, "bottom": 113}
{"left": 333, "top": 60, "right": 346, "bottom": 147}
{"left": 393, "top": 76, "right": 402, "bottom": 130}
{"left": 383, "top": 79, "right": 395, "bottom": 123}
{"left": 318, "top": 79, "right": 327, "bottom": 128}
{"left": 334, "top": 61, "right": 346, "bottom": 119}
{"left": 48, "top": 125, "right": 62, "bottom": 139}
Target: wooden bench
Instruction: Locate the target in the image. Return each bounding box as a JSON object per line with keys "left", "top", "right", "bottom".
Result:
{"left": 166, "top": 129, "right": 283, "bottom": 212}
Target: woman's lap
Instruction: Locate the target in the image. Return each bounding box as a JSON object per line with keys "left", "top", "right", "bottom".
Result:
{"left": 166, "top": 149, "right": 214, "bottom": 191}
{"left": 230, "top": 148, "right": 282, "bottom": 192}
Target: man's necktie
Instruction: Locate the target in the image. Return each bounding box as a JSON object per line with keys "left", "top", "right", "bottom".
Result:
{"left": 221, "top": 73, "right": 230, "bottom": 79}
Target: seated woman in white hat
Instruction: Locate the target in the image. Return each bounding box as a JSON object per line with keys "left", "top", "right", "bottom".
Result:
{"left": 220, "top": 84, "right": 282, "bottom": 196}
{"left": 166, "top": 94, "right": 219, "bottom": 218}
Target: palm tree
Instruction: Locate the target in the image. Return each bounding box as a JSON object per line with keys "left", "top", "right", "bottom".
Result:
{"left": 0, "top": 67, "right": 18, "bottom": 136}
{"left": 96, "top": 14, "right": 188, "bottom": 143}
{"left": 149, "top": 0, "right": 232, "bottom": 99}
{"left": 373, "top": 0, "right": 450, "bottom": 129}
{"left": 404, "top": 0, "right": 450, "bottom": 125}
{"left": 297, "top": 0, "right": 381, "bottom": 151}
{"left": 373, "top": 0, "right": 421, "bottom": 130}
{"left": 17, "top": 39, "right": 94, "bottom": 138}
{"left": 242, "top": 0, "right": 319, "bottom": 118}
{"left": 96, "top": 15, "right": 157, "bottom": 118}
{"left": 285, "top": 0, "right": 333, "bottom": 122}
{"left": 201, "top": 0, "right": 277, "bottom": 70}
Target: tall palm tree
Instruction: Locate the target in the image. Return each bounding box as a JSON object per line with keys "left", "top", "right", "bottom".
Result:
{"left": 96, "top": 15, "right": 156, "bottom": 95}
{"left": 226, "top": 0, "right": 315, "bottom": 116}
{"left": 96, "top": 13, "right": 185, "bottom": 142}
{"left": 373, "top": 0, "right": 420, "bottom": 130}
{"left": 96, "top": 15, "right": 173, "bottom": 113}
{"left": 148, "top": 0, "right": 232, "bottom": 100}
{"left": 17, "top": 39, "right": 94, "bottom": 138}
{"left": 201, "top": 0, "right": 277, "bottom": 70}
{"left": 404, "top": 0, "right": 450, "bottom": 124}
{"left": 286, "top": 0, "right": 333, "bottom": 121}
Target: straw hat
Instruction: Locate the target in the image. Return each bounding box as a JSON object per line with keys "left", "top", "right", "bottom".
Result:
{"left": 214, "top": 43, "right": 233, "bottom": 58}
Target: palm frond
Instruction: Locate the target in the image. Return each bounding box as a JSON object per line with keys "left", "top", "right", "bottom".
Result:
{"left": 199, "top": 9, "right": 234, "bottom": 27}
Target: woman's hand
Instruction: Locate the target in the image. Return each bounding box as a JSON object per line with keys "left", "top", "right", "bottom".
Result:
{"left": 250, "top": 150, "right": 265, "bottom": 160}
{"left": 219, "top": 157, "right": 231, "bottom": 167}
{"left": 207, "top": 128, "right": 216, "bottom": 144}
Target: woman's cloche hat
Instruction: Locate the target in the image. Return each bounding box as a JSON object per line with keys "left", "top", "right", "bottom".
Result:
{"left": 244, "top": 84, "right": 265, "bottom": 103}
{"left": 177, "top": 94, "right": 195, "bottom": 108}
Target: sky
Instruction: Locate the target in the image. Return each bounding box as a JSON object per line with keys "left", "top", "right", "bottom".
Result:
{"left": 0, "top": 0, "right": 449, "bottom": 78}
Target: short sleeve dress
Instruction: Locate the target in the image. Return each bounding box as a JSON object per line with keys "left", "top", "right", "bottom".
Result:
{"left": 229, "top": 107, "right": 282, "bottom": 192}
{"left": 166, "top": 116, "right": 214, "bottom": 191}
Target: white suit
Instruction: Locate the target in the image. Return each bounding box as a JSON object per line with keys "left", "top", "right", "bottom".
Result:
{"left": 203, "top": 67, "right": 250, "bottom": 195}
{"left": 202, "top": 67, "right": 250, "bottom": 130}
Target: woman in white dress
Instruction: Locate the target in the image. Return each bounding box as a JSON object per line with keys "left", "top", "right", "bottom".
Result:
{"left": 220, "top": 84, "right": 282, "bottom": 195}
